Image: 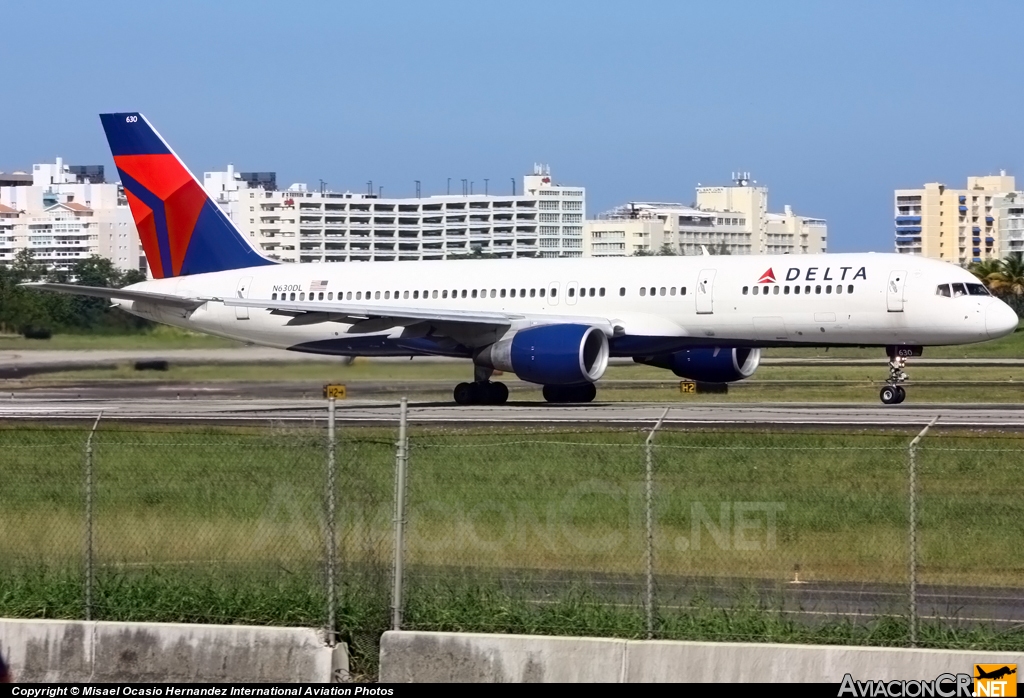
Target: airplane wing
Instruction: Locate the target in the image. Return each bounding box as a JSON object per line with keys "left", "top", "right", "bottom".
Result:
{"left": 22, "top": 283, "right": 621, "bottom": 335}
{"left": 221, "top": 296, "right": 620, "bottom": 335}
{"left": 20, "top": 282, "right": 209, "bottom": 311}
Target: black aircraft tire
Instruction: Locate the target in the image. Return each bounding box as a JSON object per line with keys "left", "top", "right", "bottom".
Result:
{"left": 454, "top": 382, "right": 474, "bottom": 405}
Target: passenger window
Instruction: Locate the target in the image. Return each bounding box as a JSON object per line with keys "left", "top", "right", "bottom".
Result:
{"left": 783, "top": 286, "right": 790, "bottom": 295}
{"left": 402, "top": 291, "right": 408, "bottom": 299}
{"left": 681, "top": 287, "right": 686, "bottom": 296}
{"left": 272, "top": 293, "right": 278, "bottom": 300}
{"left": 836, "top": 285, "right": 842, "bottom": 295}
{"left": 752, "top": 286, "right": 759, "bottom": 296}
{"left": 847, "top": 285, "right": 853, "bottom": 294}
{"left": 300, "top": 292, "right": 305, "bottom": 301}
{"left": 951, "top": 283, "right": 967, "bottom": 297}
{"left": 347, "top": 292, "right": 353, "bottom": 300}
{"left": 649, "top": 286, "right": 656, "bottom": 296}
{"left": 501, "top": 289, "right": 507, "bottom": 298}
{"left": 385, "top": 291, "right": 391, "bottom": 299}
{"left": 742, "top": 287, "right": 748, "bottom": 295}
{"left": 430, "top": 290, "right": 436, "bottom": 299}
{"left": 827, "top": 285, "right": 833, "bottom": 294}
{"left": 669, "top": 287, "right": 676, "bottom": 296}
{"left": 413, "top": 291, "right": 419, "bottom": 299}
{"left": 472, "top": 290, "right": 478, "bottom": 298}
{"left": 328, "top": 292, "right": 333, "bottom": 301}
{"left": 319, "top": 292, "right": 325, "bottom": 300}
{"left": 815, "top": 285, "right": 821, "bottom": 294}
{"left": 356, "top": 292, "right": 362, "bottom": 300}
{"left": 549, "top": 288, "right": 556, "bottom": 298}
{"left": 540, "top": 288, "right": 547, "bottom": 297}
{"left": 794, "top": 286, "right": 800, "bottom": 295}
{"left": 659, "top": 287, "right": 666, "bottom": 296}
{"left": 805, "top": 285, "right": 811, "bottom": 294}
{"left": 619, "top": 287, "right": 626, "bottom": 296}
{"left": 490, "top": 289, "right": 496, "bottom": 298}
{"left": 289, "top": 292, "right": 295, "bottom": 301}
{"left": 373, "top": 291, "right": 379, "bottom": 299}
{"left": 441, "top": 290, "right": 447, "bottom": 299}
{"left": 568, "top": 287, "right": 575, "bottom": 297}
{"left": 600, "top": 288, "right": 606, "bottom": 297}
{"left": 462, "top": 290, "right": 467, "bottom": 298}
{"left": 640, "top": 287, "right": 647, "bottom": 297}
{"left": 590, "top": 288, "right": 596, "bottom": 297}
{"left": 530, "top": 289, "right": 536, "bottom": 297}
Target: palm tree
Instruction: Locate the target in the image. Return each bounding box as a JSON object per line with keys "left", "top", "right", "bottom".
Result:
{"left": 988, "top": 252, "right": 1024, "bottom": 297}
{"left": 968, "top": 258, "right": 1003, "bottom": 292}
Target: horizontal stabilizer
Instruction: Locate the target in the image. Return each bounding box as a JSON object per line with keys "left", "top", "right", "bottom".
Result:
{"left": 21, "top": 282, "right": 208, "bottom": 311}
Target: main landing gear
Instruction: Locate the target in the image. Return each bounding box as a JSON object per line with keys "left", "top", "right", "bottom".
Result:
{"left": 453, "top": 365, "right": 509, "bottom": 405}
{"left": 542, "top": 383, "right": 597, "bottom": 404}
{"left": 879, "top": 346, "right": 917, "bottom": 405}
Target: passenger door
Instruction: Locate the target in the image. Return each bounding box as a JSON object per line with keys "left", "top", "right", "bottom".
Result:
{"left": 566, "top": 281, "right": 579, "bottom": 306}
{"left": 696, "top": 269, "right": 716, "bottom": 314}
{"left": 235, "top": 276, "right": 253, "bottom": 320}
{"left": 547, "top": 282, "right": 560, "bottom": 306}
{"left": 887, "top": 270, "right": 906, "bottom": 312}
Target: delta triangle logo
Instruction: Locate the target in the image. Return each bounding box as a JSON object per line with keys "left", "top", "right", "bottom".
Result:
{"left": 758, "top": 268, "right": 776, "bottom": 284}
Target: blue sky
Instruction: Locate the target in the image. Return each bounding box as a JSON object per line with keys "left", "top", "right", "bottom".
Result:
{"left": 4, "top": 1, "right": 1023, "bottom": 252}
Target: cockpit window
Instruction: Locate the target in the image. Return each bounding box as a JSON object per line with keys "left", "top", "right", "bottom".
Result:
{"left": 936, "top": 284, "right": 951, "bottom": 297}
{"left": 967, "top": 283, "right": 990, "bottom": 296}
{"left": 951, "top": 283, "right": 968, "bottom": 297}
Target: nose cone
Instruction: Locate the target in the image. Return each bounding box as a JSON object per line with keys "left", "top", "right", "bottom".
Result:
{"left": 986, "top": 299, "right": 1019, "bottom": 339}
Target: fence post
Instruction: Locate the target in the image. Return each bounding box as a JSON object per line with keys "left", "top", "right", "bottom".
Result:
{"left": 326, "top": 397, "right": 337, "bottom": 646}
{"left": 84, "top": 412, "right": 102, "bottom": 622}
{"left": 391, "top": 398, "right": 409, "bottom": 631}
{"left": 908, "top": 415, "right": 938, "bottom": 648}
{"left": 644, "top": 407, "right": 670, "bottom": 640}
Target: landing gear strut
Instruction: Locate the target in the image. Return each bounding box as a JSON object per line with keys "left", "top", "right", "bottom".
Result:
{"left": 543, "top": 383, "right": 597, "bottom": 403}
{"left": 880, "top": 347, "right": 915, "bottom": 405}
{"left": 453, "top": 366, "right": 509, "bottom": 405}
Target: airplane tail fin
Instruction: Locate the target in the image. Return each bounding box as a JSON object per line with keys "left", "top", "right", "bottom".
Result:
{"left": 99, "top": 112, "right": 275, "bottom": 279}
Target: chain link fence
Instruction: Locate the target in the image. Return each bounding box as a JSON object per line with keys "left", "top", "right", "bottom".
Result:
{"left": 2, "top": 405, "right": 1024, "bottom": 676}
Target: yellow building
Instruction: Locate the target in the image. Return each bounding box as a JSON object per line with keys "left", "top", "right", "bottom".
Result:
{"left": 895, "top": 173, "right": 1015, "bottom": 264}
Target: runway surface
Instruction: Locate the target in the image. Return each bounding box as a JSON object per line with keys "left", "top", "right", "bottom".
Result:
{"left": 4, "top": 347, "right": 1024, "bottom": 377}
{"left": 3, "top": 394, "right": 1024, "bottom": 427}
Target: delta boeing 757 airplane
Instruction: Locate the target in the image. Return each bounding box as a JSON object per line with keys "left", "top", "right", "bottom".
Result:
{"left": 25, "top": 113, "right": 1020, "bottom": 405}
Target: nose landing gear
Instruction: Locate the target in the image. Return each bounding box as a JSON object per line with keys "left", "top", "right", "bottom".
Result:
{"left": 880, "top": 346, "right": 920, "bottom": 405}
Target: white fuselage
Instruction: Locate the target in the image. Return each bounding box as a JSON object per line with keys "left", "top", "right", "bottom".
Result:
{"left": 116, "top": 252, "right": 1016, "bottom": 357}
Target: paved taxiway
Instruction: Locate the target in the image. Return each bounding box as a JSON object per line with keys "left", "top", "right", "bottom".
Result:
{"left": 2, "top": 395, "right": 1024, "bottom": 427}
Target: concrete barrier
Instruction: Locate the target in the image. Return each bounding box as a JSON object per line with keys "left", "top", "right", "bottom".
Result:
{"left": 380, "top": 631, "right": 1024, "bottom": 683}
{"left": 0, "top": 619, "right": 349, "bottom": 683}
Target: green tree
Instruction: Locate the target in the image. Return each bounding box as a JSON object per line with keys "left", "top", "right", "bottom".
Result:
{"left": 656, "top": 243, "right": 677, "bottom": 256}
{"left": 969, "top": 258, "right": 1003, "bottom": 291}
{"left": 988, "top": 252, "right": 1024, "bottom": 297}
{"left": 632, "top": 248, "right": 654, "bottom": 257}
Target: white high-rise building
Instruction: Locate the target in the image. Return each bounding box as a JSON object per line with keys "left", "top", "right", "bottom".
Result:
{"left": 0, "top": 158, "right": 142, "bottom": 274}
{"left": 584, "top": 174, "right": 826, "bottom": 257}
{"left": 204, "top": 164, "right": 585, "bottom": 262}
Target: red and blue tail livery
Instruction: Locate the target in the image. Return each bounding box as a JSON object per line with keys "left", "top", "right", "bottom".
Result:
{"left": 100, "top": 112, "right": 274, "bottom": 278}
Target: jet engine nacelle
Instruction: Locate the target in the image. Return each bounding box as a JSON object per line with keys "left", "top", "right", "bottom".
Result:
{"left": 635, "top": 347, "right": 761, "bottom": 383}
{"left": 476, "top": 324, "right": 610, "bottom": 385}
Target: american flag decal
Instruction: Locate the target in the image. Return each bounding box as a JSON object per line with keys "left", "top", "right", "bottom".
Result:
{"left": 309, "top": 280, "right": 329, "bottom": 293}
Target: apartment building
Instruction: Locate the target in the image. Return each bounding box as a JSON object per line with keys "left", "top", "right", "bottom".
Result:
{"left": 894, "top": 173, "right": 1017, "bottom": 264}
{"left": 205, "top": 164, "right": 585, "bottom": 263}
{"left": 585, "top": 174, "right": 827, "bottom": 257}
{"left": 0, "top": 159, "right": 142, "bottom": 273}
